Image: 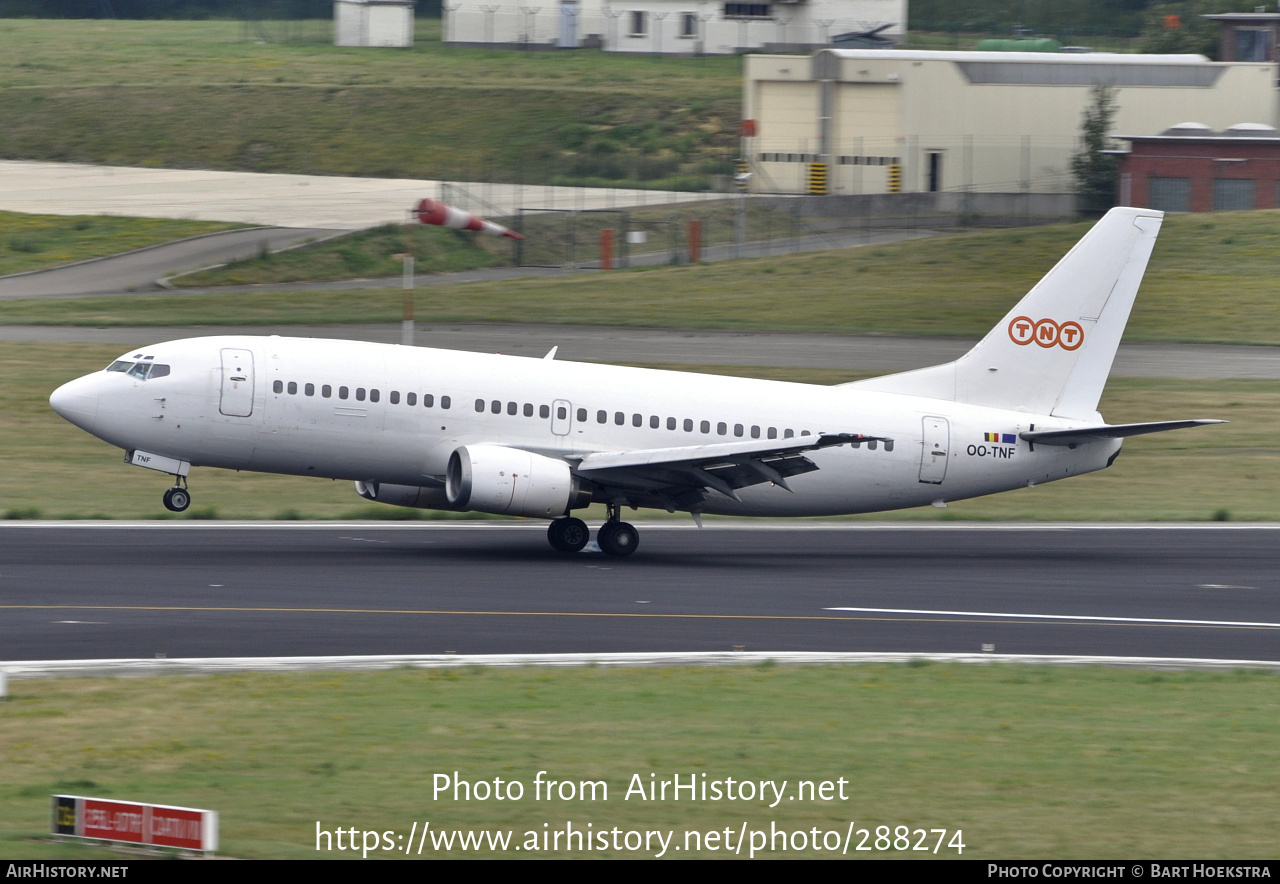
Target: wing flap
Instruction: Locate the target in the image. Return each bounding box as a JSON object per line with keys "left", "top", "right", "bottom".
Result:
{"left": 574, "top": 432, "right": 890, "bottom": 504}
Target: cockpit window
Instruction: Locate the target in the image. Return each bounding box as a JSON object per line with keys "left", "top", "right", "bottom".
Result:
{"left": 111, "top": 361, "right": 171, "bottom": 380}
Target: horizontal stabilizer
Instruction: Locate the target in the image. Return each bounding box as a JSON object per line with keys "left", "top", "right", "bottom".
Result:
{"left": 1020, "top": 419, "right": 1224, "bottom": 447}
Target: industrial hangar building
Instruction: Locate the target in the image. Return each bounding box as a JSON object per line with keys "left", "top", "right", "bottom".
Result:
{"left": 443, "top": 0, "right": 905, "bottom": 54}
{"left": 743, "top": 48, "right": 1279, "bottom": 196}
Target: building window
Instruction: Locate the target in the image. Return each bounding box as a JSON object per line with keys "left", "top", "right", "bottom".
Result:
{"left": 1213, "top": 178, "right": 1255, "bottom": 211}
{"left": 723, "top": 3, "right": 770, "bottom": 19}
{"left": 680, "top": 12, "right": 696, "bottom": 37}
{"left": 1147, "top": 177, "right": 1190, "bottom": 214}
{"left": 629, "top": 10, "right": 646, "bottom": 36}
{"left": 1236, "top": 28, "right": 1269, "bottom": 62}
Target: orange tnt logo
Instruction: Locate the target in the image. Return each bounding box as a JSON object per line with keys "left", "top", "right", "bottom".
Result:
{"left": 1009, "top": 316, "right": 1084, "bottom": 351}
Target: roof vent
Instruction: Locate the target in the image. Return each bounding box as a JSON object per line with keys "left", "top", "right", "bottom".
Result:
{"left": 1161, "top": 122, "right": 1212, "bottom": 136}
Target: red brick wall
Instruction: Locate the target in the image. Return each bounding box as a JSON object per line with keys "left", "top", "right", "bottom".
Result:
{"left": 1120, "top": 138, "right": 1280, "bottom": 211}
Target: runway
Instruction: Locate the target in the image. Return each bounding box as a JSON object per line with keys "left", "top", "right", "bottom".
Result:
{"left": 2, "top": 523, "right": 1277, "bottom": 664}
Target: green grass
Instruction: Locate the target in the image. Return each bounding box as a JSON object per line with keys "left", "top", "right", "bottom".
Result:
{"left": 175, "top": 223, "right": 509, "bottom": 287}
{"left": 7, "top": 212, "right": 1280, "bottom": 345}
{"left": 0, "top": 211, "right": 242, "bottom": 277}
{"left": 3, "top": 665, "right": 1280, "bottom": 858}
{"left": 5, "top": 344, "right": 1272, "bottom": 521}
{"left": 0, "top": 19, "right": 740, "bottom": 186}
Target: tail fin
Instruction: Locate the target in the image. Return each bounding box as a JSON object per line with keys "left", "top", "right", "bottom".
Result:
{"left": 847, "top": 207, "right": 1163, "bottom": 419}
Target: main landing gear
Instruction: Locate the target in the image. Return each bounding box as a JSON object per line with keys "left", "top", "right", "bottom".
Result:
{"left": 547, "top": 505, "right": 639, "bottom": 558}
{"left": 162, "top": 477, "right": 191, "bottom": 513}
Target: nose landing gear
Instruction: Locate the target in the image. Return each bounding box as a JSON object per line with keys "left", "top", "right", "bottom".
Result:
{"left": 162, "top": 478, "right": 191, "bottom": 513}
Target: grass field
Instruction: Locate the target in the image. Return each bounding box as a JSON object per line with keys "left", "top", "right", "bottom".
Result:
{"left": 174, "top": 223, "right": 508, "bottom": 287}
{"left": 7, "top": 212, "right": 1280, "bottom": 346}
{"left": 5, "top": 343, "right": 1272, "bottom": 521}
{"left": 0, "top": 212, "right": 242, "bottom": 277}
{"left": 3, "top": 665, "right": 1279, "bottom": 859}
{"left": 0, "top": 19, "right": 740, "bottom": 187}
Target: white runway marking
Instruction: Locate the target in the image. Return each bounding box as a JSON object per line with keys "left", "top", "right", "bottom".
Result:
{"left": 823, "top": 606, "right": 1280, "bottom": 630}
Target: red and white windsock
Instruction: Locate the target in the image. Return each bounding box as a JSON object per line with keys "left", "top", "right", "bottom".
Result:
{"left": 413, "top": 198, "right": 525, "bottom": 240}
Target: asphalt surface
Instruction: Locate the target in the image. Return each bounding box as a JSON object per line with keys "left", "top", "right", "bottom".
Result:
{"left": 2, "top": 523, "right": 1277, "bottom": 663}
{"left": 0, "top": 227, "right": 339, "bottom": 298}
{"left": 5, "top": 322, "right": 1278, "bottom": 379}
{"left": 0, "top": 159, "right": 719, "bottom": 228}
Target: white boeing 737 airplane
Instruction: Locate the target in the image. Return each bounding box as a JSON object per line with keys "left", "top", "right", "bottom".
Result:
{"left": 50, "top": 207, "right": 1220, "bottom": 556}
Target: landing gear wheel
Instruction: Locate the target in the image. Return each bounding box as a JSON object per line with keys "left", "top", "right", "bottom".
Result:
{"left": 597, "top": 520, "right": 639, "bottom": 558}
{"left": 547, "top": 517, "right": 590, "bottom": 553}
{"left": 163, "top": 486, "right": 191, "bottom": 513}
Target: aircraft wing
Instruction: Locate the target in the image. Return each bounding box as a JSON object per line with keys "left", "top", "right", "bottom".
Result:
{"left": 1020, "top": 420, "right": 1224, "bottom": 447}
{"left": 572, "top": 433, "right": 890, "bottom": 508}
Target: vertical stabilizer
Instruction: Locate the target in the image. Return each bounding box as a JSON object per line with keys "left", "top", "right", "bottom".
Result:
{"left": 847, "top": 207, "right": 1163, "bottom": 419}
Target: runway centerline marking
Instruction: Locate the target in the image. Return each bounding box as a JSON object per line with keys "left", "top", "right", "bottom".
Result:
{"left": 823, "top": 606, "right": 1280, "bottom": 630}
{"left": 1, "top": 604, "right": 1277, "bottom": 631}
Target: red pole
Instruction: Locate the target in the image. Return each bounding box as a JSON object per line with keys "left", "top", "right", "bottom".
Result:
{"left": 688, "top": 219, "right": 701, "bottom": 264}
{"left": 600, "top": 228, "right": 613, "bottom": 271}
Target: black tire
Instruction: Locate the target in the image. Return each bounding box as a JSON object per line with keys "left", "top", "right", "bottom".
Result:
{"left": 164, "top": 487, "right": 191, "bottom": 513}
{"left": 548, "top": 517, "right": 590, "bottom": 553}
{"left": 559, "top": 517, "right": 590, "bottom": 553}
{"left": 598, "top": 521, "right": 639, "bottom": 558}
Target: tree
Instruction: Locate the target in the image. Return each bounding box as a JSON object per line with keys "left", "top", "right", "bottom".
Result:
{"left": 1071, "top": 83, "right": 1120, "bottom": 216}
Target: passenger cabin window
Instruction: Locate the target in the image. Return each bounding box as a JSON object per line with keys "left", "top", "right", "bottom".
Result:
{"left": 407, "top": 392, "right": 416, "bottom": 406}
{"left": 339, "top": 386, "right": 349, "bottom": 400}
{"left": 441, "top": 396, "right": 451, "bottom": 409}
{"left": 614, "top": 412, "right": 625, "bottom": 426}
{"left": 575, "top": 408, "right": 585, "bottom": 422}
{"left": 390, "top": 391, "right": 400, "bottom": 404}
{"left": 273, "top": 380, "right": 283, "bottom": 393}
{"left": 524, "top": 403, "right": 534, "bottom": 417}
{"left": 700, "top": 420, "right": 710, "bottom": 434}
{"left": 684, "top": 419, "right": 693, "bottom": 432}
{"left": 322, "top": 385, "right": 332, "bottom": 398}
{"left": 597, "top": 410, "right": 607, "bottom": 424}
{"left": 356, "top": 388, "right": 366, "bottom": 402}
{"left": 370, "top": 389, "right": 379, "bottom": 403}
{"left": 422, "top": 394, "right": 433, "bottom": 407}
{"left": 475, "top": 399, "right": 485, "bottom": 413}
{"left": 491, "top": 400, "right": 501, "bottom": 414}
{"left": 768, "top": 427, "right": 777, "bottom": 439}
{"left": 507, "top": 401, "right": 517, "bottom": 415}
{"left": 650, "top": 415, "right": 659, "bottom": 429}
{"left": 717, "top": 422, "right": 727, "bottom": 436}
{"left": 632, "top": 413, "right": 642, "bottom": 427}
{"left": 305, "top": 383, "right": 315, "bottom": 396}
{"left": 667, "top": 417, "right": 676, "bottom": 430}
{"left": 287, "top": 381, "right": 297, "bottom": 394}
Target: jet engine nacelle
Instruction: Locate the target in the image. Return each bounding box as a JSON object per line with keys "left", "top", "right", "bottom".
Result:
{"left": 446, "top": 444, "right": 586, "bottom": 518}
{"left": 354, "top": 480, "right": 453, "bottom": 510}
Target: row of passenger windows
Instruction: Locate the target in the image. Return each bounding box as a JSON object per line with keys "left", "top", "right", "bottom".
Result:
{"left": 471, "top": 398, "right": 826, "bottom": 444}
{"left": 272, "top": 381, "right": 891, "bottom": 450}
{"left": 272, "top": 379, "right": 451, "bottom": 409}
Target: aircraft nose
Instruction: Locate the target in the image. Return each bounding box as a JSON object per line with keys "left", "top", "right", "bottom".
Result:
{"left": 50, "top": 375, "right": 100, "bottom": 433}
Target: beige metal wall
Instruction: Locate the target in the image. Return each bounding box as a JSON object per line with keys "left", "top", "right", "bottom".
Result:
{"left": 744, "top": 52, "right": 1280, "bottom": 195}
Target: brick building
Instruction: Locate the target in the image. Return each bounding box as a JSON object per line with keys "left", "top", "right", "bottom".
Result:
{"left": 1115, "top": 122, "right": 1280, "bottom": 212}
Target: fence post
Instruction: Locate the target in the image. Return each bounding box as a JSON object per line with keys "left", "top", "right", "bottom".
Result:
{"left": 600, "top": 228, "right": 613, "bottom": 271}
{"left": 688, "top": 219, "right": 700, "bottom": 263}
